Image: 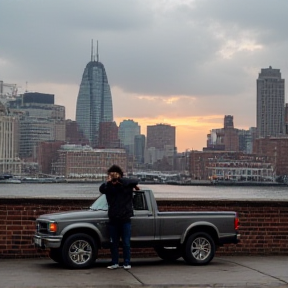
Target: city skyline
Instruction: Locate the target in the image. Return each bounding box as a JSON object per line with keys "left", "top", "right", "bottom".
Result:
{"left": 1, "top": 0, "right": 288, "bottom": 152}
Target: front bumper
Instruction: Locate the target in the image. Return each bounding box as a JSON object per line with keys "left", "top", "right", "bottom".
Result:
{"left": 33, "top": 234, "right": 63, "bottom": 249}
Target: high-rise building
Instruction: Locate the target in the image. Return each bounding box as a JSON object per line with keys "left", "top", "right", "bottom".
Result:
{"left": 134, "top": 134, "right": 145, "bottom": 164}
{"left": 147, "top": 124, "right": 175, "bottom": 149}
{"left": 118, "top": 119, "right": 140, "bottom": 156}
{"left": 257, "top": 66, "right": 285, "bottom": 138}
{"left": 146, "top": 124, "right": 176, "bottom": 169}
{"left": 6, "top": 92, "right": 66, "bottom": 160}
{"left": 18, "top": 117, "right": 65, "bottom": 160}
{"left": 76, "top": 41, "right": 113, "bottom": 148}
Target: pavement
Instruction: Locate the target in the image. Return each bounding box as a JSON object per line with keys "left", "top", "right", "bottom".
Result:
{"left": 1, "top": 256, "right": 288, "bottom": 288}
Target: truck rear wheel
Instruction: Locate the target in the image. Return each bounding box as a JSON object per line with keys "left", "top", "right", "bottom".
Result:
{"left": 62, "top": 233, "right": 97, "bottom": 269}
{"left": 154, "top": 246, "right": 182, "bottom": 261}
{"left": 183, "top": 232, "right": 215, "bottom": 265}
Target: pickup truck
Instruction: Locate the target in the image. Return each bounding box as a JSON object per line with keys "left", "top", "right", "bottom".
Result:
{"left": 33, "top": 189, "right": 240, "bottom": 269}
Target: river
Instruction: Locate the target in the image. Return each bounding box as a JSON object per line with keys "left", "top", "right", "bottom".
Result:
{"left": 0, "top": 183, "right": 288, "bottom": 201}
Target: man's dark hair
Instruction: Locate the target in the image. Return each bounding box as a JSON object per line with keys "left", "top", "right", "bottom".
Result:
{"left": 107, "top": 165, "right": 124, "bottom": 177}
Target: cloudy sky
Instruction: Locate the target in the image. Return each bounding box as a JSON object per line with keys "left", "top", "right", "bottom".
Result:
{"left": 1, "top": 0, "right": 288, "bottom": 152}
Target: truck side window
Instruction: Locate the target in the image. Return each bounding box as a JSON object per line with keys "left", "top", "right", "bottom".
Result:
{"left": 133, "top": 192, "right": 147, "bottom": 210}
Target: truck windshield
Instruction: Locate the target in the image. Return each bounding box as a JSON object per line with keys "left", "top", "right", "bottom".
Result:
{"left": 90, "top": 194, "right": 108, "bottom": 211}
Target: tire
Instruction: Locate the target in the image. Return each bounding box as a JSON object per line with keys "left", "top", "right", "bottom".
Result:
{"left": 62, "top": 233, "right": 97, "bottom": 269}
{"left": 154, "top": 246, "right": 182, "bottom": 261}
{"left": 49, "top": 248, "right": 63, "bottom": 263}
{"left": 183, "top": 232, "right": 215, "bottom": 265}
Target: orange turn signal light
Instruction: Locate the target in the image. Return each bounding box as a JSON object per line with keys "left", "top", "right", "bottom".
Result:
{"left": 49, "top": 222, "right": 57, "bottom": 232}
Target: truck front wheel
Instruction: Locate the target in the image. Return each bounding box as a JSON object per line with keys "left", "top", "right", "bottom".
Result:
{"left": 49, "top": 248, "right": 63, "bottom": 263}
{"left": 183, "top": 232, "right": 215, "bottom": 265}
{"left": 62, "top": 233, "right": 98, "bottom": 269}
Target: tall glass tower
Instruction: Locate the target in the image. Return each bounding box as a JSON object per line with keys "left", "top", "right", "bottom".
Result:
{"left": 76, "top": 41, "right": 113, "bottom": 147}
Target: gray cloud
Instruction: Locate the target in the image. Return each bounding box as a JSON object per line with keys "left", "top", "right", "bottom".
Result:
{"left": 0, "top": 0, "right": 287, "bottom": 144}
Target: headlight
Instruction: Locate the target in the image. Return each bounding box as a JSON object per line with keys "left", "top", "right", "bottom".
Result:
{"left": 48, "top": 222, "right": 58, "bottom": 232}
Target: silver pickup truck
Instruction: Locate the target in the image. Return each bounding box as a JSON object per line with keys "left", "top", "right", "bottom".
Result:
{"left": 33, "top": 189, "right": 240, "bottom": 269}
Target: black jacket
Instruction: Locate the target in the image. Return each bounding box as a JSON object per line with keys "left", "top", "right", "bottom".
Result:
{"left": 99, "top": 177, "right": 138, "bottom": 223}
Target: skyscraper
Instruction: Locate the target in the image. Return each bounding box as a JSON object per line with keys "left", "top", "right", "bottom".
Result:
{"left": 118, "top": 119, "right": 140, "bottom": 156}
{"left": 76, "top": 41, "right": 113, "bottom": 148}
{"left": 257, "top": 66, "right": 285, "bottom": 138}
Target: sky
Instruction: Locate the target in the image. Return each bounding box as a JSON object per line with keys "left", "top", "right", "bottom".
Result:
{"left": 1, "top": 0, "right": 288, "bottom": 152}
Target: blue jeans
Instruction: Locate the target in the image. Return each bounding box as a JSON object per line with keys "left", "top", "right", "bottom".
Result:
{"left": 109, "top": 222, "right": 131, "bottom": 265}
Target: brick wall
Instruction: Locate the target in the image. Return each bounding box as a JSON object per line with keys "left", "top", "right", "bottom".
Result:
{"left": 0, "top": 197, "right": 288, "bottom": 259}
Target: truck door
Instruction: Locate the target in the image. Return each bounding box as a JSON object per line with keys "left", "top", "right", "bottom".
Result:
{"left": 131, "top": 192, "right": 155, "bottom": 242}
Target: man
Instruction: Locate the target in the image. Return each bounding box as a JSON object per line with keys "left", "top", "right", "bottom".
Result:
{"left": 99, "top": 164, "right": 139, "bottom": 270}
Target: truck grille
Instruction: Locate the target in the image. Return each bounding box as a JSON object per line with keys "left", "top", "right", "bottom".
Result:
{"left": 36, "top": 221, "right": 48, "bottom": 233}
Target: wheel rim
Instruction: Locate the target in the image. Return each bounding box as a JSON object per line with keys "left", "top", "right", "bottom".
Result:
{"left": 191, "top": 237, "right": 211, "bottom": 261}
{"left": 68, "top": 240, "right": 92, "bottom": 265}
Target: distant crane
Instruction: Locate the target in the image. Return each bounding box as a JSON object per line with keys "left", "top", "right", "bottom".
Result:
{"left": 0, "top": 80, "right": 18, "bottom": 97}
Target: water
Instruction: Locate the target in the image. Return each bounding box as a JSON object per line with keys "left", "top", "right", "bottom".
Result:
{"left": 0, "top": 183, "right": 288, "bottom": 201}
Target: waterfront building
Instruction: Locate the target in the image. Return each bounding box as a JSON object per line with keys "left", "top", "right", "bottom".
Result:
{"left": 253, "top": 137, "right": 288, "bottom": 176}
{"left": 0, "top": 102, "right": 21, "bottom": 174}
{"left": 118, "top": 119, "right": 140, "bottom": 156}
{"left": 76, "top": 42, "right": 113, "bottom": 148}
{"left": 257, "top": 66, "right": 285, "bottom": 138}
{"left": 52, "top": 144, "right": 127, "bottom": 178}
{"left": 98, "top": 121, "right": 120, "bottom": 148}
{"left": 190, "top": 150, "right": 274, "bottom": 181}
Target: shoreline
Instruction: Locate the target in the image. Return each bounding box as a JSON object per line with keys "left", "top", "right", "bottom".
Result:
{"left": 1, "top": 179, "right": 286, "bottom": 187}
{"left": 166, "top": 181, "right": 287, "bottom": 187}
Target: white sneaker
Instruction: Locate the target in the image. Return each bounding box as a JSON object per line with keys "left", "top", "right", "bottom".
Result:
{"left": 107, "top": 264, "right": 119, "bottom": 269}
{"left": 123, "top": 265, "right": 131, "bottom": 270}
